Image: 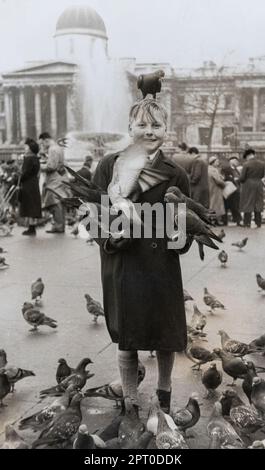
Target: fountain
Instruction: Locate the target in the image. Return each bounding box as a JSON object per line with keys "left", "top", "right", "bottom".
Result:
{"left": 55, "top": 7, "right": 134, "bottom": 167}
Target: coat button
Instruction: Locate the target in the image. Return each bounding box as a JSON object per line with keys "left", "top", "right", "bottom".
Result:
{"left": 151, "top": 242, "right": 158, "bottom": 249}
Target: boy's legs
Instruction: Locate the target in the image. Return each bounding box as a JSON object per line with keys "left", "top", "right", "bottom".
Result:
{"left": 156, "top": 350, "right": 175, "bottom": 413}
{"left": 118, "top": 349, "right": 139, "bottom": 405}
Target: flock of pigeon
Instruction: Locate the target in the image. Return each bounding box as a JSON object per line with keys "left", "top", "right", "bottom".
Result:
{"left": 1, "top": 171, "right": 265, "bottom": 448}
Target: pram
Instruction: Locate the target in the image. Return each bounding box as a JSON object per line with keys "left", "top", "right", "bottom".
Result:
{"left": 0, "top": 179, "right": 19, "bottom": 236}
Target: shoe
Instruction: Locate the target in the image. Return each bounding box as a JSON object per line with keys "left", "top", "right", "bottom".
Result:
{"left": 22, "top": 226, "right": 36, "bottom": 236}
{"left": 237, "top": 222, "right": 244, "bottom": 227}
{"left": 156, "top": 389, "right": 171, "bottom": 414}
{"left": 46, "top": 228, "right": 65, "bottom": 233}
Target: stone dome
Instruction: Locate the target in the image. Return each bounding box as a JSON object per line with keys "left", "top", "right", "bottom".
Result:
{"left": 55, "top": 5, "right": 107, "bottom": 39}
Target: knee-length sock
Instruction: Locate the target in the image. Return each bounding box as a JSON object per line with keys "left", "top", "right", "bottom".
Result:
{"left": 156, "top": 351, "right": 175, "bottom": 392}
{"left": 118, "top": 349, "right": 138, "bottom": 404}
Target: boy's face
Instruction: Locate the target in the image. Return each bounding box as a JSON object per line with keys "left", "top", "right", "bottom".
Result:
{"left": 129, "top": 109, "right": 167, "bottom": 155}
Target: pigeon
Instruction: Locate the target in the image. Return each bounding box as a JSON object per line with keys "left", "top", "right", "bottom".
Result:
{"left": 202, "top": 363, "right": 223, "bottom": 398}
{"left": 186, "top": 335, "right": 216, "bottom": 370}
{"left": 218, "top": 250, "right": 228, "bottom": 266}
{"left": 73, "top": 424, "right": 106, "bottom": 449}
{"left": 165, "top": 186, "right": 217, "bottom": 226}
{"left": 31, "top": 278, "right": 45, "bottom": 304}
{"left": 137, "top": 70, "right": 165, "bottom": 99}
{"left": 249, "top": 334, "right": 265, "bottom": 354}
{"left": 19, "top": 385, "right": 75, "bottom": 432}
{"left": 56, "top": 358, "right": 73, "bottom": 384}
{"left": 251, "top": 377, "right": 265, "bottom": 415}
{"left": 242, "top": 362, "right": 258, "bottom": 403}
{"left": 4, "top": 366, "right": 35, "bottom": 392}
{"left": 117, "top": 398, "right": 152, "bottom": 449}
{"left": 190, "top": 304, "right": 207, "bottom": 333}
{"left": 217, "top": 330, "right": 253, "bottom": 357}
{"left": 0, "top": 256, "right": 9, "bottom": 269}
{"left": 22, "top": 302, "right": 57, "bottom": 331}
{"left": 84, "top": 361, "right": 145, "bottom": 407}
{"left": 0, "top": 370, "right": 11, "bottom": 406}
{"left": 40, "top": 358, "right": 93, "bottom": 397}
{"left": 171, "top": 393, "right": 201, "bottom": 434}
{"left": 164, "top": 190, "right": 222, "bottom": 259}
{"left": 84, "top": 294, "right": 105, "bottom": 323}
{"left": 71, "top": 224, "right": 79, "bottom": 238}
{"left": 1, "top": 424, "right": 29, "bottom": 449}
{"left": 183, "top": 289, "right": 193, "bottom": 302}
{"left": 217, "top": 228, "right": 226, "bottom": 240}
{"left": 0, "top": 224, "right": 13, "bottom": 237}
{"left": 0, "top": 349, "right": 7, "bottom": 369}
{"left": 248, "top": 439, "right": 265, "bottom": 449}
{"left": 146, "top": 396, "right": 176, "bottom": 436}
{"left": 207, "top": 402, "right": 244, "bottom": 448}
{"left": 156, "top": 410, "right": 189, "bottom": 449}
{"left": 32, "top": 392, "right": 83, "bottom": 449}
{"left": 256, "top": 274, "right": 265, "bottom": 292}
{"left": 220, "top": 389, "right": 265, "bottom": 435}
{"left": 203, "top": 288, "right": 225, "bottom": 314}
{"left": 232, "top": 237, "right": 248, "bottom": 250}
{"left": 213, "top": 348, "right": 248, "bottom": 386}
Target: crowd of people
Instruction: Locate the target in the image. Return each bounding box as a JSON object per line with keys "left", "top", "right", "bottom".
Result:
{"left": 172, "top": 144, "right": 265, "bottom": 228}
{"left": 1, "top": 134, "right": 265, "bottom": 238}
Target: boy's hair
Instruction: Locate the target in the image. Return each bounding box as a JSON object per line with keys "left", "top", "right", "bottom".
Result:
{"left": 129, "top": 98, "right": 168, "bottom": 126}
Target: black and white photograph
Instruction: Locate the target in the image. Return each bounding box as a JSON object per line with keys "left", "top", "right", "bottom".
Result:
{"left": 1, "top": 0, "right": 265, "bottom": 454}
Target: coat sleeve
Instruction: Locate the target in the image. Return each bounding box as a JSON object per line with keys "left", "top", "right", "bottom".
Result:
{"left": 190, "top": 160, "right": 202, "bottom": 185}
{"left": 211, "top": 170, "right": 225, "bottom": 188}
{"left": 20, "top": 157, "right": 39, "bottom": 182}
{"left": 239, "top": 164, "right": 247, "bottom": 183}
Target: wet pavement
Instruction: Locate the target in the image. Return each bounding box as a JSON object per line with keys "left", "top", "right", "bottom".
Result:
{"left": 0, "top": 222, "right": 265, "bottom": 448}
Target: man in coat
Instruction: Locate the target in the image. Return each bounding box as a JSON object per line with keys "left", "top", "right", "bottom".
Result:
{"left": 188, "top": 147, "right": 209, "bottom": 208}
{"left": 92, "top": 99, "right": 192, "bottom": 414}
{"left": 239, "top": 148, "right": 265, "bottom": 228}
{"left": 39, "top": 132, "right": 68, "bottom": 233}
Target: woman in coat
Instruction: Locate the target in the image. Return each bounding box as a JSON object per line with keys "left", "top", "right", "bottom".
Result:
{"left": 239, "top": 148, "right": 265, "bottom": 228}
{"left": 208, "top": 155, "right": 225, "bottom": 224}
{"left": 19, "top": 138, "right": 42, "bottom": 236}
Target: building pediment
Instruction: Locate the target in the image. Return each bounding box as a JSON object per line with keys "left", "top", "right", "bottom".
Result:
{"left": 2, "top": 61, "right": 77, "bottom": 78}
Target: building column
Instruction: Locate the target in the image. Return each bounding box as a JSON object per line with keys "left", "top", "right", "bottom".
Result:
{"left": 253, "top": 89, "right": 259, "bottom": 132}
{"left": 66, "top": 85, "right": 75, "bottom": 131}
{"left": 50, "top": 86, "right": 57, "bottom": 137}
{"left": 19, "top": 86, "right": 27, "bottom": 140}
{"left": 34, "top": 86, "right": 42, "bottom": 138}
{"left": 4, "top": 88, "right": 12, "bottom": 143}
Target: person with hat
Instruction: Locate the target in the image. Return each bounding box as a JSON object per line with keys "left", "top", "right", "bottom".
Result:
{"left": 208, "top": 155, "right": 225, "bottom": 225}
{"left": 19, "top": 138, "right": 42, "bottom": 236}
{"left": 239, "top": 148, "right": 265, "bottom": 228}
{"left": 221, "top": 155, "right": 242, "bottom": 226}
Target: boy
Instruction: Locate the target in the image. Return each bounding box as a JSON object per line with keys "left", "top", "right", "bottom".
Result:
{"left": 93, "top": 98, "right": 191, "bottom": 413}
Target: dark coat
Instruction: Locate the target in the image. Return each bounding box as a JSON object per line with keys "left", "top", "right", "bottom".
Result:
{"left": 76, "top": 165, "right": 92, "bottom": 182}
{"left": 239, "top": 159, "right": 265, "bottom": 213}
{"left": 93, "top": 150, "right": 190, "bottom": 352}
{"left": 190, "top": 156, "right": 209, "bottom": 208}
{"left": 19, "top": 153, "right": 42, "bottom": 218}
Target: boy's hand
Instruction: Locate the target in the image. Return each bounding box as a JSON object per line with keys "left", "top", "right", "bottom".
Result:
{"left": 104, "top": 235, "right": 133, "bottom": 254}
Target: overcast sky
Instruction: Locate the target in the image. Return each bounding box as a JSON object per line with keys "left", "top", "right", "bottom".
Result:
{"left": 1, "top": 0, "right": 265, "bottom": 72}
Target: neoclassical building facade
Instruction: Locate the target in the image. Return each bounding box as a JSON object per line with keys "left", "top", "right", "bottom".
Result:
{"left": 1, "top": 4, "right": 265, "bottom": 153}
